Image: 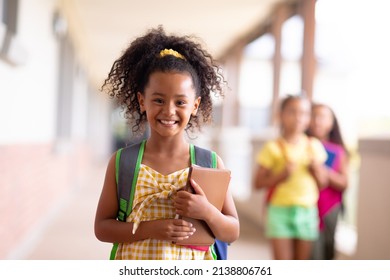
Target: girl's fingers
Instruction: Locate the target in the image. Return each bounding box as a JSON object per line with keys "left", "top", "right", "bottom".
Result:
{"left": 170, "top": 222, "right": 196, "bottom": 240}
{"left": 173, "top": 227, "right": 196, "bottom": 235}
{"left": 190, "top": 179, "right": 205, "bottom": 196}
{"left": 173, "top": 218, "right": 193, "bottom": 228}
{"left": 175, "top": 190, "right": 190, "bottom": 199}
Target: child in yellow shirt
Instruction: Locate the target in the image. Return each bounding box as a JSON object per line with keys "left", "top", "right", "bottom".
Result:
{"left": 253, "top": 95, "right": 327, "bottom": 260}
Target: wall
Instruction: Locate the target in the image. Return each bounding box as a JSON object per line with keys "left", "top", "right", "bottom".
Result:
{"left": 0, "top": 0, "right": 59, "bottom": 144}
{"left": 0, "top": 0, "right": 61, "bottom": 259}
{"left": 0, "top": 0, "right": 112, "bottom": 259}
{"left": 354, "top": 136, "right": 390, "bottom": 259}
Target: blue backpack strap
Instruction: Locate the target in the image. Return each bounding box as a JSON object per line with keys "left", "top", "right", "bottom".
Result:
{"left": 191, "top": 145, "right": 228, "bottom": 260}
{"left": 110, "top": 140, "right": 145, "bottom": 260}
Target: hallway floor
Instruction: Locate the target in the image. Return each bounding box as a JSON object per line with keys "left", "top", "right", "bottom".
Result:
{"left": 24, "top": 161, "right": 272, "bottom": 260}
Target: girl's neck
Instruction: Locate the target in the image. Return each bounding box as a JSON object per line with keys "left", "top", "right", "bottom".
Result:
{"left": 282, "top": 132, "right": 304, "bottom": 144}
{"left": 312, "top": 133, "right": 329, "bottom": 143}
{"left": 145, "top": 135, "right": 189, "bottom": 155}
{"left": 321, "top": 135, "right": 331, "bottom": 142}
{"left": 142, "top": 135, "right": 191, "bottom": 175}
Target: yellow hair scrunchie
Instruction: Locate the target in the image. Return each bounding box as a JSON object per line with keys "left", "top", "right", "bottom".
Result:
{"left": 159, "top": 49, "right": 186, "bottom": 60}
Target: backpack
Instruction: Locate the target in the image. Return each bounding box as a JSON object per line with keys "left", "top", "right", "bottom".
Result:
{"left": 110, "top": 139, "right": 228, "bottom": 260}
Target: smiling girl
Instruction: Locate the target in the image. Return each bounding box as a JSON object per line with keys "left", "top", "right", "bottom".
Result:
{"left": 94, "top": 26, "right": 239, "bottom": 260}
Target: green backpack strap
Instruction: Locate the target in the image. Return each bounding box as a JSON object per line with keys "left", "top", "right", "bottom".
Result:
{"left": 110, "top": 140, "right": 145, "bottom": 260}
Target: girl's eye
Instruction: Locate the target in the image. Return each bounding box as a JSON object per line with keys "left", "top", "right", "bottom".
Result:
{"left": 176, "top": 100, "right": 186, "bottom": 106}
{"left": 153, "top": 99, "right": 164, "bottom": 104}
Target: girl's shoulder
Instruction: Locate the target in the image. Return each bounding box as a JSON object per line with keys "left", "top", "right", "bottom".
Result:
{"left": 306, "top": 136, "right": 327, "bottom": 162}
{"left": 258, "top": 139, "right": 284, "bottom": 157}
{"left": 322, "top": 141, "right": 344, "bottom": 152}
{"left": 307, "top": 135, "right": 323, "bottom": 147}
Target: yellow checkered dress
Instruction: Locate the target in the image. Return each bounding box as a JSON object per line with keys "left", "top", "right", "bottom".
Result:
{"left": 114, "top": 164, "right": 214, "bottom": 260}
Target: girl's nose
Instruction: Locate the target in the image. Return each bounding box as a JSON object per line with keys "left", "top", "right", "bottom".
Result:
{"left": 163, "top": 102, "right": 175, "bottom": 115}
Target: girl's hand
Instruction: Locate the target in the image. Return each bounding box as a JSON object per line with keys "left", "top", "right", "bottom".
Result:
{"left": 308, "top": 160, "right": 328, "bottom": 189}
{"left": 146, "top": 219, "right": 196, "bottom": 242}
{"left": 308, "top": 160, "right": 319, "bottom": 175}
{"left": 173, "top": 179, "right": 211, "bottom": 220}
{"left": 281, "top": 161, "right": 296, "bottom": 181}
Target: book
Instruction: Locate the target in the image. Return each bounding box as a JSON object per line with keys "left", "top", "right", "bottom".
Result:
{"left": 176, "top": 164, "right": 231, "bottom": 246}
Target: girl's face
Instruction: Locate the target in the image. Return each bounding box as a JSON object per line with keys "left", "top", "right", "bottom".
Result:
{"left": 138, "top": 71, "right": 200, "bottom": 138}
{"left": 280, "top": 98, "right": 311, "bottom": 135}
{"left": 309, "top": 105, "right": 334, "bottom": 140}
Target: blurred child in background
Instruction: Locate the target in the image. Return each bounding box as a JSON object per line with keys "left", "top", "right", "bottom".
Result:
{"left": 253, "top": 95, "right": 328, "bottom": 260}
{"left": 307, "top": 103, "right": 349, "bottom": 260}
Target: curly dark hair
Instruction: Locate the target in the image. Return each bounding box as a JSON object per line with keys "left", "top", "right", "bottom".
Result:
{"left": 101, "top": 26, "right": 226, "bottom": 134}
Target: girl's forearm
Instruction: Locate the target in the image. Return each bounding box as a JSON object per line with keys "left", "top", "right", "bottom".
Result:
{"left": 94, "top": 219, "right": 153, "bottom": 243}
{"left": 204, "top": 208, "right": 239, "bottom": 243}
{"left": 328, "top": 168, "right": 348, "bottom": 191}
{"left": 255, "top": 171, "right": 287, "bottom": 190}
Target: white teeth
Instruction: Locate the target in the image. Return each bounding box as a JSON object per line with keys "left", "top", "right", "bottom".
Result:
{"left": 160, "top": 120, "right": 176, "bottom": 125}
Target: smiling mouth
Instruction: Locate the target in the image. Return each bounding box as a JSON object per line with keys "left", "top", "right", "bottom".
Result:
{"left": 159, "top": 120, "right": 178, "bottom": 125}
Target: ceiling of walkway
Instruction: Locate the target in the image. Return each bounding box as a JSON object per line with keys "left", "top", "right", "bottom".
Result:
{"left": 59, "top": 0, "right": 289, "bottom": 87}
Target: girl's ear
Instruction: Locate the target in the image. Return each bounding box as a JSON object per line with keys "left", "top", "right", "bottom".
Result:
{"left": 137, "top": 92, "right": 145, "bottom": 113}
{"left": 192, "top": 96, "right": 201, "bottom": 116}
